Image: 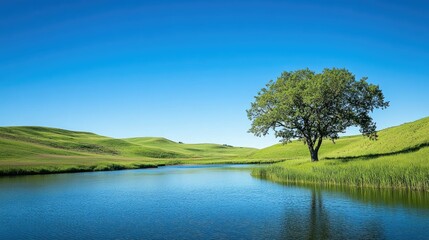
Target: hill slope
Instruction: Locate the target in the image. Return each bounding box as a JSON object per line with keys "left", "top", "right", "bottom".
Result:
{"left": 0, "top": 127, "right": 259, "bottom": 175}
{"left": 250, "top": 116, "right": 429, "bottom": 160}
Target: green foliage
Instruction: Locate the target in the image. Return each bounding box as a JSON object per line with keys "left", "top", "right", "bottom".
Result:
{"left": 247, "top": 68, "right": 389, "bottom": 161}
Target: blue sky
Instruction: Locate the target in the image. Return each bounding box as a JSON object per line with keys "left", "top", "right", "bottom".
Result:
{"left": 1, "top": 0, "right": 428, "bottom": 148}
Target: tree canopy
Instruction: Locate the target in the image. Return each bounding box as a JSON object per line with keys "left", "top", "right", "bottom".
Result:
{"left": 247, "top": 68, "right": 389, "bottom": 161}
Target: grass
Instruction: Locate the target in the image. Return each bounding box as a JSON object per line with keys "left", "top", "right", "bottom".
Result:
{"left": 0, "top": 126, "right": 278, "bottom": 176}
{"left": 251, "top": 117, "right": 429, "bottom": 191}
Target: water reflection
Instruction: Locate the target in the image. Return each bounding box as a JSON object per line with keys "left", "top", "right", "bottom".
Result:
{"left": 257, "top": 175, "right": 429, "bottom": 212}
{"left": 279, "top": 187, "right": 387, "bottom": 239}
{"left": 328, "top": 186, "right": 429, "bottom": 211}
{"left": 0, "top": 165, "right": 428, "bottom": 240}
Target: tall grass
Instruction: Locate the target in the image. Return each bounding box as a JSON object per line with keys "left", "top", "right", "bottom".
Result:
{"left": 252, "top": 147, "right": 429, "bottom": 191}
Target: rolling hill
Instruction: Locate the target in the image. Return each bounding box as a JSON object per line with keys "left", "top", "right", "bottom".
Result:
{"left": 0, "top": 126, "right": 259, "bottom": 175}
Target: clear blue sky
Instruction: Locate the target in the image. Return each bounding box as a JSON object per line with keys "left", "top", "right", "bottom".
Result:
{"left": 1, "top": 0, "right": 428, "bottom": 148}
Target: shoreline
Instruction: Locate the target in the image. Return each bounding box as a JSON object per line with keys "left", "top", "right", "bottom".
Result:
{"left": 0, "top": 159, "right": 285, "bottom": 177}
{"left": 252, "top": 157, "right": 429, "bottom": 192}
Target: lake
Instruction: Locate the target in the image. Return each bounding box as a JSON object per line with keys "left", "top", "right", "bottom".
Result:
{"left": 1, "top": 164, "right": 428, "bottom": 240}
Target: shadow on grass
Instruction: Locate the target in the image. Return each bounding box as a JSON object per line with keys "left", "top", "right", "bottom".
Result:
{"left": 324, "top": 142, "right": 429, "bottom": 162}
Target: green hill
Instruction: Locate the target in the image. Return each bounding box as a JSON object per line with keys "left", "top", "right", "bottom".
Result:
{"left": 250, "top": 117, "right": 429, "bottom": 160}
{"left": 251, "top": 117, "right": 429, "bottom": 191}
{"left": 0, "top": 127, "right": 259, "bottom": 175}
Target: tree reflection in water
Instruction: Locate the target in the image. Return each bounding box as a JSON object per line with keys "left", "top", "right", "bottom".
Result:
{"left": 279, "top": 187, "right": 385, "bottom": 240}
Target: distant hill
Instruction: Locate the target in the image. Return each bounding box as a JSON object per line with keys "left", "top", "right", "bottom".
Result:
{"left": 0, "top": 126, "right": 258, "bottom": 175}
{"left": 0, "top": 126, "right": 257, "bottom": 160}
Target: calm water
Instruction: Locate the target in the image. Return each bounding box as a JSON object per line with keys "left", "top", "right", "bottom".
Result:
{"left": 1, "top": 164, "right": 428, "bottom": 240}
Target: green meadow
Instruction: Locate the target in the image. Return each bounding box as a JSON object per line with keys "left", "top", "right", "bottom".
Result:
{"left": 1, "top": 117, "right": 428, "bottom": 191}
{"left": 251, "top": 117, "right": 429, "bottom": 191}
{"left": 0, "top": 126, "right": 274, "bottom": 175}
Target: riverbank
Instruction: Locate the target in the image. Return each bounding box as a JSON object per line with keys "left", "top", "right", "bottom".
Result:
{"left": 0, "top": 158, "right": 284, "bottom": 176}
{"left": 252, "top": 146, "right": 429, "bottom": 191}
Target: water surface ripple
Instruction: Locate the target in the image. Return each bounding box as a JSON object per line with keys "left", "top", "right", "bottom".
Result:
{"left": 0, "top": 164, "right": 428, "bottom": 239}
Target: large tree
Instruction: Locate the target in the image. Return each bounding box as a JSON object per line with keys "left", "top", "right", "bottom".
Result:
{"left": 247, "top": 68, "right": 389, "bottom": 162}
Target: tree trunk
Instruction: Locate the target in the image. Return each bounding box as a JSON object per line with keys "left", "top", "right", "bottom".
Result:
{"left": 306, "top": 137, "right": 322, "bottom": 162}
{"left": 309, "top": 148, "right": 319, "bottom": 162}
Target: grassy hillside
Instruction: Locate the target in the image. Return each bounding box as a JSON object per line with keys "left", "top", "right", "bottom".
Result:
{"left": 250, "top": 117, "right": 429, "bottom": 160}
{"left": 123, "top": 137, "right": 256, "bottom": 158}
{"left": 251, "top": 117, "right": 429, "bottom": 191}
{"left": 0, "top": 127, "right": 261, "bottom": 175}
